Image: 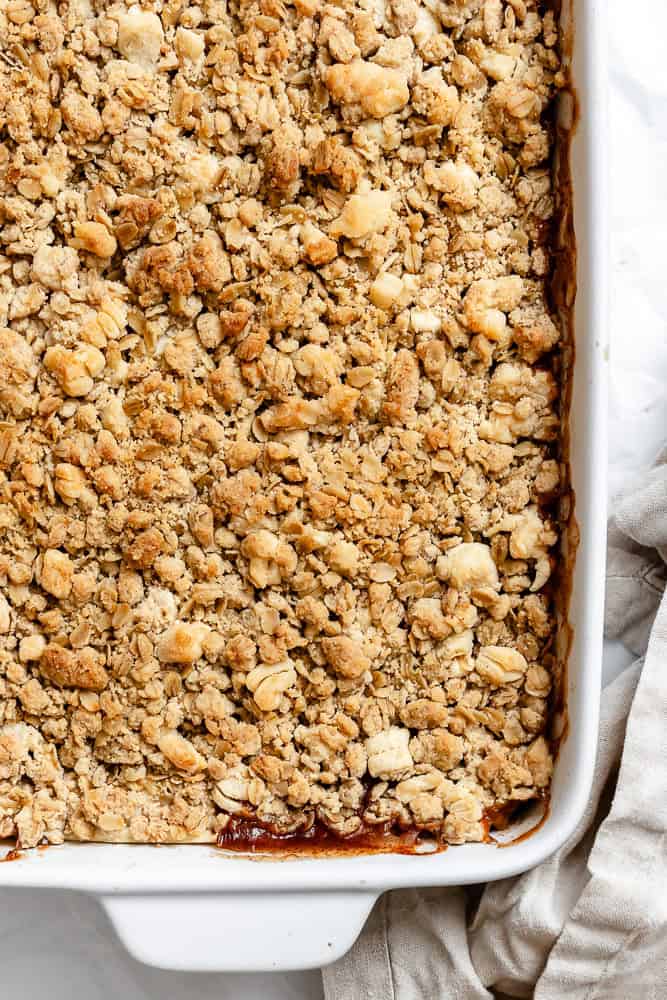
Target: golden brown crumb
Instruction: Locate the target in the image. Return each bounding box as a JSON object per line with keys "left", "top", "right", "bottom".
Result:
{"left": 0, "top": 0, "right": 563, "bottom": 849}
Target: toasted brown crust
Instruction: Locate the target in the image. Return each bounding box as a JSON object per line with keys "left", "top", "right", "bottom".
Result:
{"left": 0, "top": 0, "right": 563, "bottom": 849}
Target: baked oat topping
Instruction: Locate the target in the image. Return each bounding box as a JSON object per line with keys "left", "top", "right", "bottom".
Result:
{"left": 0, "top": 0, "right": 565, "bottom": 848}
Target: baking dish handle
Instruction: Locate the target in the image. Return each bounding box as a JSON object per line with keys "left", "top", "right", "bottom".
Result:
{"left": 100, "top": 890, "right": 378, "bottom": 972}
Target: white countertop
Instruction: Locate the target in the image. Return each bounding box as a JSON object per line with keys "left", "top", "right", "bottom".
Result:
{"left": 3, "top": 2, "right": 663, "bottom": 997}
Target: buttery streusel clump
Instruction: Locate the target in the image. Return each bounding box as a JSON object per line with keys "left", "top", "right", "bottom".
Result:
{"left": 0, "top": 0, "right": 565, "bottom": 848}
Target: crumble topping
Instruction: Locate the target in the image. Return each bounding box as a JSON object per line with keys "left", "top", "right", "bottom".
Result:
{"left": 0, "top": 0, "right": 565, "bottom": 849}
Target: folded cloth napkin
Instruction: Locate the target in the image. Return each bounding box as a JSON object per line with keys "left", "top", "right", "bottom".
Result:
{"left": 323, "top": 459, "right": 667, "bottom": 1000}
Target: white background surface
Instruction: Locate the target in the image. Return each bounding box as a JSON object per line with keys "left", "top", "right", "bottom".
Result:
{"left": 3, "top": 3, "right": 662, "bottom": 997}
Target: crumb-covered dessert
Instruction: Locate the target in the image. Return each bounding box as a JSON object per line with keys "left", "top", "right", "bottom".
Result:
{"left": 0, "top": 0, "right": 567, "bottom": 849}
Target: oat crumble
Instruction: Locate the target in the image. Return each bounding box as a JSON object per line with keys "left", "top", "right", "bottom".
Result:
{"left": 0, "top": 0, "right": 566, "bottom": 849}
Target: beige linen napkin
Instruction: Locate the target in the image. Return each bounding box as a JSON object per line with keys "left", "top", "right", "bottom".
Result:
{"left": 323, "top": 461, "right": 667, "bottom": 1000}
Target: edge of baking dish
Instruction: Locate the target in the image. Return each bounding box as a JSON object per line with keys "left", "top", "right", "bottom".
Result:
{"left": 0, "top": 0, "right": 608, "bottom": 972}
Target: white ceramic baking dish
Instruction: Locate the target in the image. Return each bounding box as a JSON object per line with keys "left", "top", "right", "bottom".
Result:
{"left": 0, "top": 0, "right": 607, "bottom": 972}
